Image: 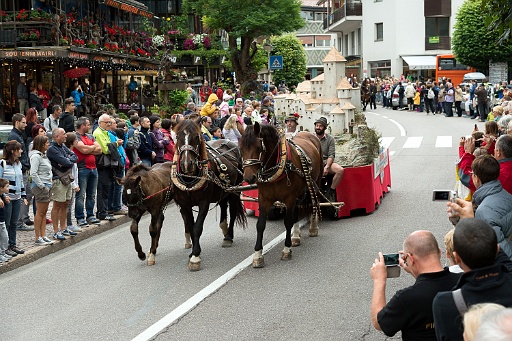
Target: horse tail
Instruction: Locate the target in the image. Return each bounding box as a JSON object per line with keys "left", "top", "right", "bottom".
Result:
{"left": 231, "top": 194, "right": 248, "bottom": 229}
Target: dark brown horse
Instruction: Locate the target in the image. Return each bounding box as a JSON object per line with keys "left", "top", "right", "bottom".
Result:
{"left": 120, "top": 162, "right": 173, "bottom": 265}
{"left": 172, "top": 119, "right": 247, "bottom": 271}
{"left": 239, "top": 123, "right": 323, "bottom": 268}
{"left": 361, "top": 85, "right": 371, "bottom": 111}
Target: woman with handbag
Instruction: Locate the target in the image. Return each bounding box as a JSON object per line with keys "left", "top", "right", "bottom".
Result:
{"left": 29, "top": 135, "right": 54, "bottom": 245}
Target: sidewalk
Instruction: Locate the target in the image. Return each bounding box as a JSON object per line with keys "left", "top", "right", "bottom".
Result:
{"left": 0, "top": 202, "right": 131, "bottom": 275}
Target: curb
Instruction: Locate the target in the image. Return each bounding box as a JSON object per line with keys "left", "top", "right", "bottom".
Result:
{"left": 0, "top": 215, "right": 131, "bottom": 275}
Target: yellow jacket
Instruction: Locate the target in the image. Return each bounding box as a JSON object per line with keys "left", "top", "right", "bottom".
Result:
{"left": 200, "top": 93, "right": 218, "bottom": 116}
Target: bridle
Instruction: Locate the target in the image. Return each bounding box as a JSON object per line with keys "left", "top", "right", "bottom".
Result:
{"left": 242, "top": 133, "right": 290, "bottom": 183}
{"left": 125, "top": 180, "right": 172, "bottom": 207}
{"left": 242, "top": 137, "right": 266, "bottom": 169}
{"left": 171, "top": 131, "right": 208, "bottom": 191}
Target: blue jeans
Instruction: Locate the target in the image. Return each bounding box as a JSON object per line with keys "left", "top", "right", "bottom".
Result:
{"left": 5, "top": 198, "right": 21, "bottom": 246}
{"left": 75, "top": 168, "right": 98, "bottom": 220}
{"left": 108, "top": 169, "right": 124, "bottom": 212}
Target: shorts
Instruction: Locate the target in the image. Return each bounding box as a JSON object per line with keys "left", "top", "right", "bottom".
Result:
{"left": 51, "top": 179, "right": 72, "bottom": 202}
{"left": 32, "top": 186, "right": 51, "bottom": 203}
{"left": 407, "top": 98, "right": 414, "bottom": 105}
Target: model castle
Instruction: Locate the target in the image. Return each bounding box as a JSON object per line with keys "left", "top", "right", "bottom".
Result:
{"left": 274, "top": 47, "right": 360, "bottom": 135}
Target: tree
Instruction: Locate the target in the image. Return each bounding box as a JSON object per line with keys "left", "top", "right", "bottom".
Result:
{"left": 452, "top": 0, "right": 512, "bottom": 71}
{"left": 183, "top": 0, "right": 304, "bottom": 90}
{"left": 270, "top": 34, "right": 307, "bottom": 87}
{"left": 482, "top": 0, "right": 512, "bottom": 43}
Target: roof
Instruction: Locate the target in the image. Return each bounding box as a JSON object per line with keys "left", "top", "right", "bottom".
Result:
{"left": 296, "top": 80, "right": 311, "bottom": 92}
{"left": 310, "top": 73, "right": 324, "bottom": 82}
{"left": 337, "top": 77, "right": 353, "bottom": 90}
{"left": 330, "top": 105, "right": 345, "bottom": 114}
{"left": 322, "top": 47, "right": 347, "bottom": 63}
{"left": 341, "top": 102, "right": 356, "bottom": 110}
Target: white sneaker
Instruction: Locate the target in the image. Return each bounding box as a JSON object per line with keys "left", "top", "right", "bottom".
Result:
{"left": 35, "top": 237, "right": 47, "bottom": 246}
{"left": 67, "top": 225, "right": 82, "bottom": 233}
{"left": 42, "top": 236, "right": 54, "bottom": 245}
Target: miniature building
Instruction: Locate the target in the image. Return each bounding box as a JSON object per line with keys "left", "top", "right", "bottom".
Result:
{"left": 274, "top": 47, "right": 360, "bottom": 135}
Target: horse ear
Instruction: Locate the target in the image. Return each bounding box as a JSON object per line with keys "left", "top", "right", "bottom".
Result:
{"left": 115, "top": 176, "right": 124, "bottom": 185}
{"left": 254, "top": 122, "right": 261, "bottom": 135}
{"left": 134, "top": 175, "right": 142, "bottom": 186}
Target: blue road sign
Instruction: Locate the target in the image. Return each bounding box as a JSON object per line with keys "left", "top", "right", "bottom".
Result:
{"left": 269, "top": 55, "right": 283, "bottom": 70}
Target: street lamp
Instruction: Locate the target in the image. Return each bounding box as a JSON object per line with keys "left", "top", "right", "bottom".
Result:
{"left": 263, "top": 40, "right": 274, "bottom": 86}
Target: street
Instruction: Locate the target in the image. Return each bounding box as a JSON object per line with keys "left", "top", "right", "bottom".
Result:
{"left": 2, "top": 107, "right": 482, "bottom": 341}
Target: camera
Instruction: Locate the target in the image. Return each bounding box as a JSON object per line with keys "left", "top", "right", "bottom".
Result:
{"left": 432, "top": 190, "right": 456, "bottom": 202}
{"left": 475, "top": 140, "right": 482, "bottom": 148}
{"left": 383, "top": 253, "right": 401, "bottom": 278}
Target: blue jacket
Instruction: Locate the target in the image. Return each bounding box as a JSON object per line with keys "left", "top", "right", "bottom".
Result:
{"left": 138, "top": 126, "right": 153, "bottom": 160}
{"left": 70, "top": 89, "right": 84, "bottom": 106}
{"left": 47, "top": 141, "right": 78, "bottom": 179}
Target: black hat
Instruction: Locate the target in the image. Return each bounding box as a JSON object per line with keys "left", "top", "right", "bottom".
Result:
{"left": 314, "top": 117, "right": 328, "bottom": 127}
{"left": 285, "top": 113, "right": 300, "bottom": 123}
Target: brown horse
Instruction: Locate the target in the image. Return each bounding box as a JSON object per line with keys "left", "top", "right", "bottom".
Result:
{"left": 172, "top": 119, "right": 247, "bottom": 271}
{"left": 120, "top": 162, "right": 173, "bottom": 266}
{"left": 361, "top": 85, "right": 371, "bottom": 111}
{"left": 239, "top": 123, "right": 323, "bottom": 268}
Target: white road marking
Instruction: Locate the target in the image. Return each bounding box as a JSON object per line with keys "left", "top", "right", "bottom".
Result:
{"left": 403, "top": 137, "right": 423, "bottom": 148}
{"left": 435, "top": 136, "right": 452, "bottom": 148}
{"left": 132, "top": 219, "right": 308, "bottom": 341}
{"left": 389, "top": 151, "right": 396, "bottom": 156}
{"left": 388, "top": 119, "right": 406, "bottom": 137}
{"left": 380, "top": 137, "right": 395, "bottom": 149}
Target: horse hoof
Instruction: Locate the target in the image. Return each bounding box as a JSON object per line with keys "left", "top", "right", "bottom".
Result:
{"left": 147, "top": 253, "right": 156, "bottom": 266}
{"left": 188, "top": 261, "right": 201, "bottom": 271}
{"left": 252, "top": 258, "right": 265, "bottom": 268}
{"left": 219, "top": 220, "right": 228, "bottom": 236}
{"left": 291, "top": 238, "right": 301, "bottom": 247}
{"left": 309, "top": 229, "right": 318, "bottom": 237}
{"left": 138, "top": 253, "right": 146, "bottom": 261}
{"left": 184, "top": 243, "right": 192, "bottom": 249}
{"left": 281, "top": 250, "right": 292, "bottom": 261}
{"left": 222, "top": 239, "right": 233, "bottom": 248}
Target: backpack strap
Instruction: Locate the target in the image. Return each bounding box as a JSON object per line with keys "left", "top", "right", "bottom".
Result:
{"left": 452, "top": 289, "right": 468, "bottom": 315}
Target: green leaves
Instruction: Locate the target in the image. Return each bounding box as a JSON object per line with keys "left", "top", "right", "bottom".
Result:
{"left": 270, "top": 34, "right": 307, "bottom": 87}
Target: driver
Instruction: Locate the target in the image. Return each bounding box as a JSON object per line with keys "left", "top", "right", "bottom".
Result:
{"left": 285, "top": 113, "right": 300, "bottom": 139}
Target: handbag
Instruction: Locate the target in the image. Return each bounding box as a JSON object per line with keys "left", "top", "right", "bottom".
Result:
{"left": 52, "top": 167, "right": 74, "bottom": 186}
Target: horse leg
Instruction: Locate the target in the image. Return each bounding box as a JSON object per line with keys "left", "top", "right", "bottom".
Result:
{"left": 188, "top": 201, "right": 209, "bottom": 271}
{"left": 281, "top": 205, "right": 295, "bottom": 261}
{"left": 253, "top": 205, "right": 269, "bottom": 268}
{"left": 147, "top": 213, "right": 161, "bottom": 266}
{"left": 180, "top": 206, "right": 194, "bottom": 249}
{"left": 129, "top": 214, "right": 145, "bottom": 261}
{"left": 291, "top": 205, "right": 301, "bottom": 246}
{"left": 219, "top": 198, "right": 231, "bottom": 247}
{"left": 309, "top": 212, "right": 319, "bottom": 237}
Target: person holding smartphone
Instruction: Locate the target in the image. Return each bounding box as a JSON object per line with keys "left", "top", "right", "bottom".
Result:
{"left": 369, "top": 230, "right": 460, "bottom": 340}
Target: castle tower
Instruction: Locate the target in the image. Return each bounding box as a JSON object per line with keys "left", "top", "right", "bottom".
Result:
{"left": 322, "top": 47, "right": 347, "bottom": 99}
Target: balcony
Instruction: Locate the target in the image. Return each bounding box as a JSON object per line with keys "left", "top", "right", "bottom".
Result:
{"left": 0, "top": 20, "right": 56, "bottom": 47}
{"left": 323, "top": 1, "right": 362, "bottom": 33}
{"left": 425, "top": 36, "right": 451, "bottom": 51}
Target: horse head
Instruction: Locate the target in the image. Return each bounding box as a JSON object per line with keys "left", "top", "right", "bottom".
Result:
{"left": 239, "top": 123, "right": 279, "bottom": 184}
{"left": 175, "top": 119, "right": 205, "bottom": 176}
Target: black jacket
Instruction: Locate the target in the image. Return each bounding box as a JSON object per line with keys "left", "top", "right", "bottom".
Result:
{"left": 58, "top": 111, "right": 75, "bottom": 132}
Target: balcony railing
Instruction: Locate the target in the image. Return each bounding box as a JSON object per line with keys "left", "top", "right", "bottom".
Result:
{"left": 323, "top": 2, "right": 363, "bottom": 30}
{"left": 0, "top": 20, "right": 55, "bottom": 47}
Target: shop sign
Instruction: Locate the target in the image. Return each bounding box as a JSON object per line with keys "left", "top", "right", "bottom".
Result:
{"left": 69, "top": 52, "right": 88, "bottom": 60}
{"left": 0, "top": 50, "right": 62, "bottom": 58}
{"left": 112, "top": 58, "right": 126, "bottom": 64}
{"left": 103, "top": 0, "right": 153, "bottom": 18}
{"left": 428, "top": 36, "right": 439, "bottom": 44}
{"left": 93, "top": 56, "right": 109, "bottom": 62}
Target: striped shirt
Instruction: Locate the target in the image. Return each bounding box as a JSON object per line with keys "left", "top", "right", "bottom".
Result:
{"left": 0, "top": 160, "right": 26, "bottom": 200}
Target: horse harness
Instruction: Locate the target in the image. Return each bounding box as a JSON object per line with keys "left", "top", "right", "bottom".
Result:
{"left": 125, "top": 181, "right": 173, "bottom": 213}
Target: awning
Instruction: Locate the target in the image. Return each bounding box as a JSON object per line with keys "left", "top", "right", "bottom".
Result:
{"left": 102, "top": 0, "right": 153, "bottom": 18}
{"left": 402, "top": 55, "right": 436, "bottom": 70}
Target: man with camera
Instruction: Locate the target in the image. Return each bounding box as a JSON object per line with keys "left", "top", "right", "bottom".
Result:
{"left": 370, "top": 230, "right": 460, "bottom": 340}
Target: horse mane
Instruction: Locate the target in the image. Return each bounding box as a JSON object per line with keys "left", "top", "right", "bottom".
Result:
{"left": 176, "top": 118, "right": 200, "bottom": 137}
{"left": 240, "top": 123, "right": 279, "bottom": 151}
{"left": 125, "top": 163, "right": 151, "bottom": 178}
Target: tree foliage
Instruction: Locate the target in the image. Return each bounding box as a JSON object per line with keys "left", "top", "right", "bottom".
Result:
{"left": 452, "top": 0, "right": 512, "bottom": 70}
{"left": 183, "top": 0, "right": 304, "bottom": 86}
{"left": 482, "top": 0, "right": 512, "bottom": 43}
{"left": 270, "top": 34, "right": 307, "bottom": 87}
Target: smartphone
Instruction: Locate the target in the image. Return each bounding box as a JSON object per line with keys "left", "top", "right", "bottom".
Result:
{"left": 432, "top": 190, "right": 456, "bottom": 202}
{"left": 383, "top": 253, "right": 400, "bottom": 267}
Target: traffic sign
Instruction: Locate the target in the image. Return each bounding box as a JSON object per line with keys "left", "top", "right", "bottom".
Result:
{"left": 269, "top": 55, "right": 283, "bottom": 70}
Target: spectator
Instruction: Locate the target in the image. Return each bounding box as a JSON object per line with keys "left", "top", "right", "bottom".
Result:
{"left": 0, "top": 178, "right": 12, "bottom": 263}
{"left": 314, "top": 117, "right": 344, "bottom": 200}
{"left": 36, "top": 83, "right": 51, "bottom": 120}
{"left": 149, "top": 115, "right": 169, "bottom": 163}
{"left": 210, "top": 126, "right": 222, "bottom": 140}
{"left": 444, "top": 229, "right": 463, "bottom": 273}
{"left": 29, "top": 135, "right": 54, "bottom": 246}
{"left": 222, "top": 114, "right": 242, "bottom": 143}
{"left": 370, "top": 230, "right": 460, "bottom": 340}
{"left": 93, "top": 114, "right": 118, "bottom": 221}
{"left": 74, "top": 117, "right": 102, "bottom": 226}
{"left": 455, "top": 84, "right": 464, "bottom": 117}
{"left": 0, "top": 141, "right": 27, "bottom": 255}
{"left": 200, "top": 93, "right": 218, "bottom": 117}
{"left": 444, "top": 82, "right": 455, "bottom": 117}
{"left": 160, "top": 119, "right": 175, "bottom": 162}
{"left": 29, "top": 86, "right": 44, "bottom": 119}
{"left": 199, "top": 80, "right": 212, "bottom": 104}
{"left": 285, "top": 114, "right": 300, "bottom": 139}
{"left": 126, "top": 115, "right": 141, "bottom": 167}
{"left": 405, "top": 82, "right": 415, "bottom": 111}
{"left": 59, "top": 97, "right": 76, "bottom": 133}
{"left": 8, "top": 113, "right": 33, "bottom": 231}
{"left": 137, "top": 116, "right": 154, "bottom": 167}
{"left": 70, "top": 82, "right": 84, "bottom": 118}
{"left": 474, "top": 308, "right": 512, "bottom": 340}
{"left": 24, "top": 108, "right": 38, "bottom": 146}
{"left": 107, "top": 119, "right": 127, "bottom": 216}
{"left": 17, "top": 76, "right": 29, "bottom": 114}
{"left": 48, "top": 88, "right": 63, "bottom": 109}
{"left": 475, "top": 83, "right": 489, "bottom": 122}
{"left": 28, "top": 124, "right": 46, "bottom": 152}
{"left": 44, "top": 105, "right": 61, "bottom": 134}
{"left": 463, "top": 303, "right": 505, "bottom": 341}
{"left": 183, "top": 102, "right": 196, "bottom": 116}
{"left": 433, "top": 218, "right": 512, "bottom": 341}
{"left": 201, "top": 116, "right": 213, "bottom": 141}
{"left": 63, "top": 132, "right": 82, "bottom": 233}
{"left": 48, "top": 128, "right": 78, "bottom": 240}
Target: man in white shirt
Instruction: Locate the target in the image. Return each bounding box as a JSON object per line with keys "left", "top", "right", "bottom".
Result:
{"left": 44, "top": 104, "right": 62, "bottom": 134}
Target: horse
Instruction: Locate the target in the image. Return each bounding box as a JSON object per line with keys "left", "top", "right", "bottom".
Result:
{"left": 361, "top": 85, "right": 371, "bottom": 111}
{"left": 239, "top": 123, "right": 323, "bottom": 268}
{"left": 172, "top": 119, "right": 247, "bottom": 271}
{"left": 119, "top": 162, "right": 173, "bottom": 266}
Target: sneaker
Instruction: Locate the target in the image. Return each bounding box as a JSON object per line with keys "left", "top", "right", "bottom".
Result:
{"left": 5, "top": 249, "right": 17, "bottom": 257}
{"left": 35, "top": 237, "right": 47, "bottom": 246}
{"left": 87, "top": 217, "right": 101, "bottom": 225}
{"left": 77, "top": 219, "right": 89, "bottom": 227}
{"left": 113, "top": 208, "right": 128, "bottom": 215}
{"left": 68, "top": 225, "right": 82, "bottom": 232}
{"left": 53, "top": 232, "right": 66, "bottom": 241}
{"left": 2, "top": 253, "right": 12, "bottom": 259}
{"left": 62, "top": 229, "right": 77, "bottom": 236}
{"left": 0, "top": 255, "right": 8, "bottom": 262}
{"left": 42, "top": 236, "right": 54, "bottom": 244}
{"left": 17, "top": 224, "right": 34, "bottom": 231}
{"left": 102, "top": 215, "right": 117, "bottom": 221}
{"left": 9, "top": 245, "right": 25, "bottom": 254}
{"left": 46, "top": 218, "right": 53, "bottom": 224}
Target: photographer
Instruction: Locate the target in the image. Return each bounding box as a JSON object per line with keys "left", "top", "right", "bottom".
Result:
{"left": 370, "top": 231, "right": 460, "bottom": 340}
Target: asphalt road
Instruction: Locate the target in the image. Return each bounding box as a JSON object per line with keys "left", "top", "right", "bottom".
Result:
{"left": 2, "top": 107, "right": 482, "bottom": 341}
